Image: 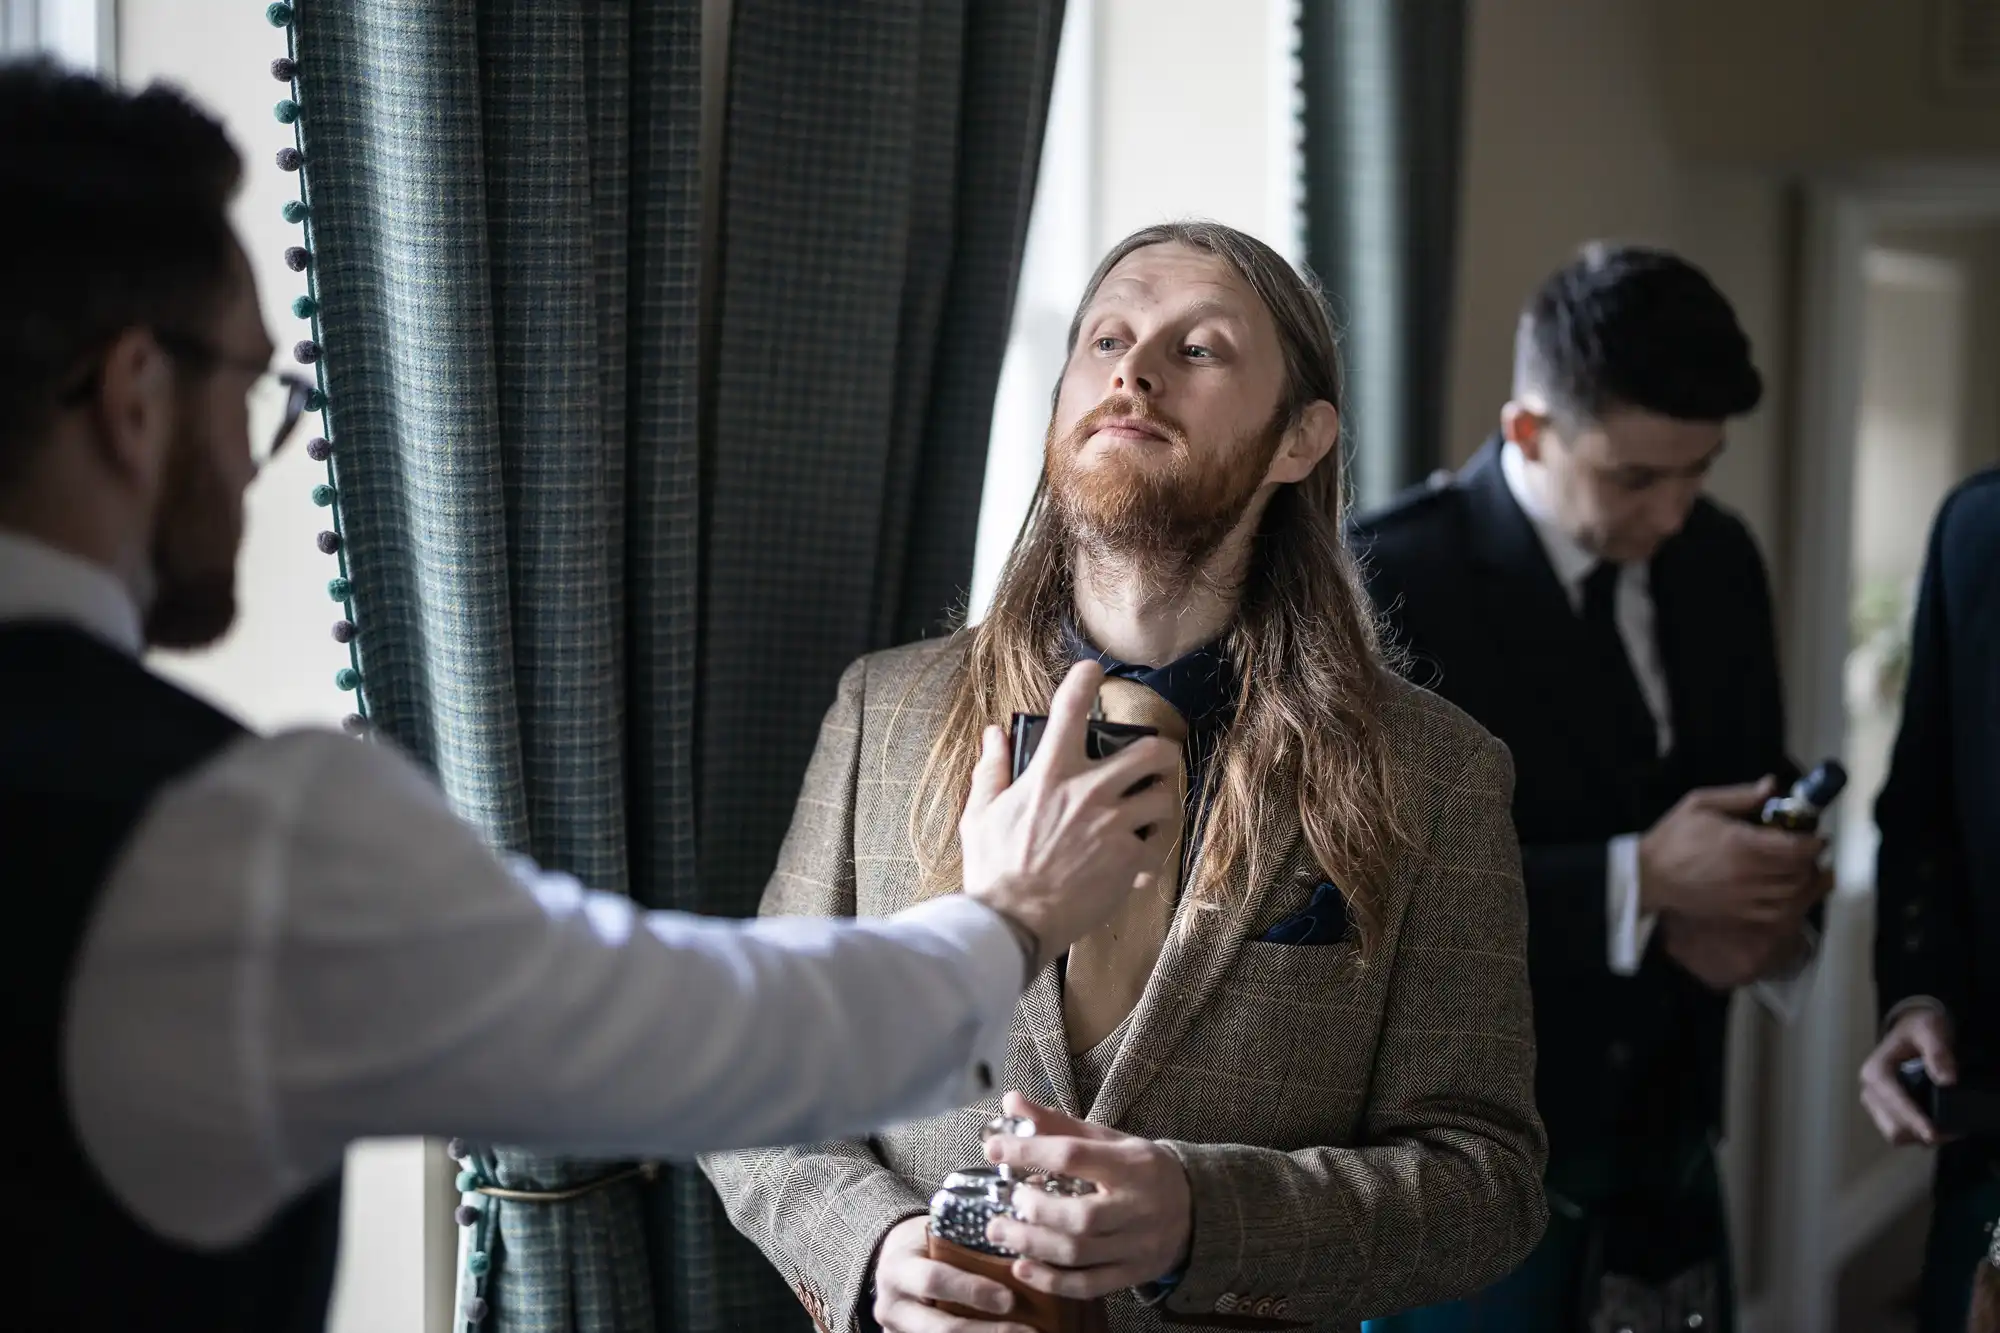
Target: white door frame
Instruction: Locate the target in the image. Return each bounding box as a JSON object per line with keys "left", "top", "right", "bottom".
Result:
{"left": 1749, "top": 165, "right": 2000, "bottom": 1333}
{"left": 3, "top": 0, "right": 116, "bottom": 70}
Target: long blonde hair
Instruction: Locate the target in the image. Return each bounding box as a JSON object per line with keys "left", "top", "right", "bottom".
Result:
{"left": 911, "top": 222, "right": 1409, "bottom": 957}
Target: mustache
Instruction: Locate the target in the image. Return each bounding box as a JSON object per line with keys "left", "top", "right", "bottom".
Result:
{"left": 1063, "top": 394, "right": 1189, "bottom": 449}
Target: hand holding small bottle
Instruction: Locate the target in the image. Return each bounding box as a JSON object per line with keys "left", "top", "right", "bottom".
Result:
{"left": 1649, "top": 762, "right": 1844, "bottom": 988}
{"left": 1637, "top": 776, "right": 1827, "bottom": 926}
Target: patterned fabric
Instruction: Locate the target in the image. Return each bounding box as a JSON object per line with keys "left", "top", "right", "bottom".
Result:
{"left": 699, "top": 0, "right": 1064, "bottom": 913}
{"left": 684, "top": 8, "right": 1063, "bottom": 1317}
{"left": 294, "top": 0, "right": 673, "bottom": 875}
{"left": 1071, "top": 1010, "right": 1133, "bottom": 1117}
{"left": 295, "top": 6, "right": 698, "bottom": 1326}
{"left": 700, "top": 639, "right": 1550, "bottom": 1333}
{"left": 293, "top": 0, "right": 1059, "bottom": 1328}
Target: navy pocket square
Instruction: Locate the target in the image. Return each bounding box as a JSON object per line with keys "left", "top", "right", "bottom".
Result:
{"left": 1257, "top": 880, "right": 1350, "bottom": 946}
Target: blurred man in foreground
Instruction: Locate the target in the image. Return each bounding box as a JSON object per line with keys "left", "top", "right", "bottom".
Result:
{"left": 0, "top": 60, "right": 1178, "bottom": 1332}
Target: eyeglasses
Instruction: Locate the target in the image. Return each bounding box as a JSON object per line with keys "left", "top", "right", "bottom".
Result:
{"left": 245, "top": 363, "right": 318, "bottom": 469}
{"left": 155, "top": 330, "right": 317, "bottom": 469}
{"left": 56, "top": 330, "right": 318, "bottom": 470}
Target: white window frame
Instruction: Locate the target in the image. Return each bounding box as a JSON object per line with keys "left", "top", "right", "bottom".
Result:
{"left": 967, "top": 0, "right": 1097, "bottom": 621}
{"left": 968, "top": 0, "right": 1307, "bottom": 621}
{"left": 3, "top": 0, "right": 114, "bottom": 71}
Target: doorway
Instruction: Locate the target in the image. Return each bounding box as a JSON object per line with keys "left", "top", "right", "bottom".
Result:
{"left": 1753, "top": 172, "right": 2000, "bottom": 1333}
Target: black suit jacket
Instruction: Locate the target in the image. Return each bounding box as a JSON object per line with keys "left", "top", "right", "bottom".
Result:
{"left": 1873, "top": 467, "right": 2000, "bottom": 1176}
{"left": 1, "top": 622, "right": 342, "bottom": 1331}
{"left": 1350, "top": 437, "right": 1793, "bottom": 1176}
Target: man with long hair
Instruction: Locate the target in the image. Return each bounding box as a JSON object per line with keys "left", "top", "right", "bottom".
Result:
{"left": 702, "top": 222, "right": 1547, "bottom": 1332}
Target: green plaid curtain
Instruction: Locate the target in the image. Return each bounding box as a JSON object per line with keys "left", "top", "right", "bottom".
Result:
{"left": 1299, "top": 0, "right": 1468, "bottom": 509}
{"left": 289, "top": 0, "right": 1061, "bottom": 1329}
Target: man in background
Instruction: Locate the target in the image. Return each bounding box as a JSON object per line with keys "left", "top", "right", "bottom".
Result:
{"left": 1354, "top": 244, "right": 1830, "bottom": 1331}
{"left": 1857, "top": 467, "right": 1999, "bottom": 1333}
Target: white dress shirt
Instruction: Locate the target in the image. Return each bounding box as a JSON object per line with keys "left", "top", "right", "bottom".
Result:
{"left": 2, "top": 532, "right": 1023, "bottom": 1250}
{"left": 1499, "top": 446, "right": 1815, "bottom": 1015}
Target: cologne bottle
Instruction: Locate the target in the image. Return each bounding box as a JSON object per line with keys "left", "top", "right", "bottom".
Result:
{"left": 1758, "top": 759, "right": 1848, "bottom": 832}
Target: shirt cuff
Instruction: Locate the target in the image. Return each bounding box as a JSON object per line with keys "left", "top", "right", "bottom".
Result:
{"left": 1752, "top": 921, "right": 1821, "bottom": 1024}
{"left": 887, "top": 895, "right": 1023, "bottom": 1101}
{"left": 1883, "top": 994, "right": 1950, "bottom": 1035}
{"left": 1607, "top": 834, "right": 1657, "bottom": 975}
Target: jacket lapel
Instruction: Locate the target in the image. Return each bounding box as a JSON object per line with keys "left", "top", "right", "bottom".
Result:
{"left": 1085, "top": 774, "right": 1306, "bottom": 1129}
{"left": 1017, "top": 962, "right": 1083, "bottom": 1117}
{"left": 1457, "top": 438, "right": 1635, "bottom": 784}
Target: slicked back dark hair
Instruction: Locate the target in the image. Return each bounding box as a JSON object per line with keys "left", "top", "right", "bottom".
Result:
{"left": 0, "top": 59, "right": 243, "bottom": 488}
{"left": 1514, "top": 243, "right": 1762, "bottom": 428}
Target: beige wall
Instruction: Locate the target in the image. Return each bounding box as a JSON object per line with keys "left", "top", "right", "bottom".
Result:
{"left": 1447, "top": 0, "right": 1679, "bottom": 462}
{"left": 115, "top": 6, "right": 447, "bottom": 1332}
{"left": 1448, "top": 0, "right": 1792, "bottom": 566}
{"left": 1661, "top": 0, "right": 2000, "bottom": 166}
{"left": 1839, "top": 240, "right": 1973, "bottom": 1194}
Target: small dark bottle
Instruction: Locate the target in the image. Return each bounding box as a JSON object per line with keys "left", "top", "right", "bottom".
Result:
{"left": 1759, "top": 759, "right": 1848, "bottom": 832}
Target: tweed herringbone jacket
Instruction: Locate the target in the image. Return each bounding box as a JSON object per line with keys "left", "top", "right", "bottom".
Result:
{"left": 700, "top": 637, "right": 1547, "bottom": 1332}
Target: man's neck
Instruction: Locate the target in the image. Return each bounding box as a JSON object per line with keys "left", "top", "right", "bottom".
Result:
{"left": 1070, "top": 541, "right": 1246, "bottom": 667}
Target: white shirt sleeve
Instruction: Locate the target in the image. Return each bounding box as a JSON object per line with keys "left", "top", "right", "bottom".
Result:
{"left": 1606, "top": 835, "right": 1823, "bottom": 1016}
{"left": 63, "top": 729, "right": 1023, "bottom": 1250}
{"left": 1883, "top": 994, "right": 1949, "bottom": 1033}
{"left": 1606, "top": 833, "right": 1658, "bottom": 975}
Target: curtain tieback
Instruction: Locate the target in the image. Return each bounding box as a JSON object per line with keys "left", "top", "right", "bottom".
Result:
{"left": 472, "top": 1161, "right": 660, "bottom": 1203}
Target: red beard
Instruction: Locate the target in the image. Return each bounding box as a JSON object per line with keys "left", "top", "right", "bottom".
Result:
{"left": 1044, "top": 393, "right": 1284, "bottom": 575}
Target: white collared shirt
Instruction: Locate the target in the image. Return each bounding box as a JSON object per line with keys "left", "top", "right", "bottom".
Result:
{"left": 2, "top": 531, "right": 1020, "bottom": 1248}
{"left": 1498, "top": 446, "right": 1814, "bottom": 1016}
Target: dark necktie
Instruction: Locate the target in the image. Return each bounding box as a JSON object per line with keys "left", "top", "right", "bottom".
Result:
{"left": 1580, "top": 561, "right": 1660, "bottom": 761}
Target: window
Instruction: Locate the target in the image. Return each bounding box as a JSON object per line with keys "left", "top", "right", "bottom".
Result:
{"left": 968, "top": 0, "right": 1304, "bottom": 619}
{"left": 2, "top": 0, "right": 113, "bottom": 70}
